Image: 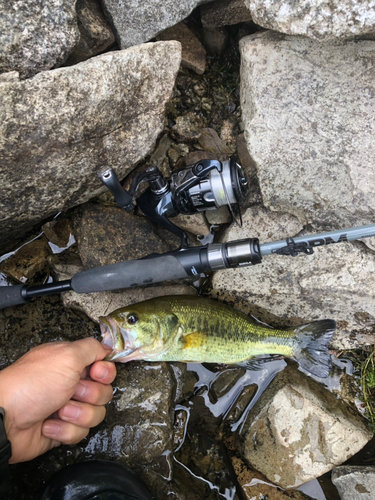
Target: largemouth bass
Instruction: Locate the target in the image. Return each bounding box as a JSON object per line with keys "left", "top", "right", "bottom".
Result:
{"left": 99, "top": 295, "right": 335, "bottom": 378}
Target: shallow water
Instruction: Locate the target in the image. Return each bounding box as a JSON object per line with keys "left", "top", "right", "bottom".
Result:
{"left": 170, "top": 356, "right": 360, "bottom": 500}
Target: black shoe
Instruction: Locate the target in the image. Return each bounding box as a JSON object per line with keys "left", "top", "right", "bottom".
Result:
{"left": 40, "top": 459, "right": 154, "bottom": 500}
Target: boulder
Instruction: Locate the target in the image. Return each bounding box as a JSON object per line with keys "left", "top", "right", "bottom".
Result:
{"left": 0, "top": 41, "right": 181, "bottom": 254}
{"left": 71, "top": 204, "right": 177, "bottom": 268}
{"left": 101, "top": 0, "right": 209, "bottom": 49}
{"left": 236, "top": 132, "right": 263, "bottom": 207}
{"left": 245, "top": 0, "right": 375, "bottom": 40}
{"left": 236, "top": 367, "right": 373, "bottom": 489}
{"left": 201, "top": 0, "right": 252, "bottom": 28}
{"left": 0, "top": 0, "right": 79, "bottom": 79}
{"left": 332, "top": 466, "right": 375, "bottom": 500}
{"left": 240, "top": 31, "right": 375, "bottom": 231}
{"left": 65, "top": 0, "right": 116, "bottom": 65}
{"left": 156, "top": 23, "right": 206, "bottom": 75}
{"left": 210, "top": 206, "right": 375, "bottom": 349}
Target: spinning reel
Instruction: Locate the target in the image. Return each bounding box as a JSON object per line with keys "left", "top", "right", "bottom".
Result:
{"left": 97, "top": 157, "right": 248, "bottom": 247}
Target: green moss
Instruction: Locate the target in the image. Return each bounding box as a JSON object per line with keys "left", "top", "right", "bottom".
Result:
{"left": 346, "top": 347, "right": 375, "bottom": 434}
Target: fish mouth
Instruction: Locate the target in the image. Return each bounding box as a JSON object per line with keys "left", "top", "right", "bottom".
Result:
{"left": 99, "top": 316, "right": 136, "bottom": 361}
{"left": 99, "top": 316, "right": 120, "bottom": 351}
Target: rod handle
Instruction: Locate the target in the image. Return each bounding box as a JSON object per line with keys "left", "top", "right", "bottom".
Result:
{"left": 71, "top": 255, "right": 190, "bottom": 293}
{"left": 0, "top": 285, "right": 28, "bottom": 309}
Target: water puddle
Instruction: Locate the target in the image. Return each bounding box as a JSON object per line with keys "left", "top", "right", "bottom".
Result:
{"left": 171, "top": 356, "right": 358, "bottom": 500}
{"left": 174, "top": 456, "right": 237, "bottom": 500}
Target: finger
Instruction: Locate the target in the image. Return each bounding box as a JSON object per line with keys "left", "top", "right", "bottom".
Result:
{"left": 70, "top": 337, "right": 109, "bottom": 372}
{"left": 42, "top": 419, "right": 90, "bottom": 445}
{"left": 89, "top": 360, "right": 117, "bottom": 385}
{"left": 79, "top": 366, "right": 89, "bottom": 380}
{"left": 58, "top": 401, "right": 106, "bottom": 428}
{"left": 72, "top": 379, "right": 114, "bottom": 405}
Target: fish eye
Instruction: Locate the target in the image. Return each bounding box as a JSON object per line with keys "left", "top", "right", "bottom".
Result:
{"left": 127, "top": 313, "right": 139, "bottom": 325}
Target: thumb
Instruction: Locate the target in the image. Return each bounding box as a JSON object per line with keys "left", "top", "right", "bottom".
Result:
{"left": 70, "top": 337, "right": 108, "bottom": 370}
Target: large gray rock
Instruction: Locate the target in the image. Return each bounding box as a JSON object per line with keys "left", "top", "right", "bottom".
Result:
{"left": 245, "top": 0, "right": 375, "bottom": 41}
{"left": 0, "top": 0, "right": 79, "bottom": 79}
{"left": 0, "top": 41, "right": 181, "bottom": 254}
{"left": 100, "top": 0, "right": 208, "bottom": 49}
{"left": 332, "top": 466, "right": 375, "bottom": 500}
{"left": 210, "top": 206, "right": 375, "bottom": 350}
{"left": 237, "top": 368, "right": 373, "bottom": 489}
{"left": 240, "top": 31, "right": 375, "bottom": 231}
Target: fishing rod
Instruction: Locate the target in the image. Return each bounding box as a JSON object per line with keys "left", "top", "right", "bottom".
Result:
{"left": 1, "top": 223, "right": 374, "bottom": 310}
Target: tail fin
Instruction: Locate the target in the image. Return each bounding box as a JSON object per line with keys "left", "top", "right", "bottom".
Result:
{"left": 291, "top": 320, "right": 336, "bottom": 378}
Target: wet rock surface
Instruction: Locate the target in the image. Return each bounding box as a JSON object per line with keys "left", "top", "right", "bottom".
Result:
{"left": 72, "top": 203, "right": 177, "bottom": 268}
{"left": 0, "top": 295, "right": 99, "bottom": 369}
{"left": 84, "top": 362, "right": 175, "bottom": 469}
{"left": 237, "top": 367, "right": 373, "bottom": 489}
{"left": 9, "top": 359, "right": 177, "bottom": 499}
{"left": 332, "top": 465, "right": 375, "bottom": 500}
{"left": 231, "top": 455, "right": 315, "bottom": 499}
{"left": 0, "top": 41, "right": 181, "bottom": 254}
{"left": 0, "top": 0, "right": 79, "bottom": 78}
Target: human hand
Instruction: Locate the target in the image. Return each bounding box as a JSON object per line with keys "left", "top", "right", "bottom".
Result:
{"left": 0, "top": 337, "right": 116, "bottom": 463}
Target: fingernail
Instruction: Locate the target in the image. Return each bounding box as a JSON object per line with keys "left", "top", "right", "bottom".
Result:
{"left": 74, "top": 382, "right": 87, "bottom": 398}
{"left": 61, "top": 403, "right": 81, "bottom": 420}
{"left": 96, "top": 365, "right": 109, "bottom": 380}
{"left": 43, "top": 422, "right": 61, "bottom": 437}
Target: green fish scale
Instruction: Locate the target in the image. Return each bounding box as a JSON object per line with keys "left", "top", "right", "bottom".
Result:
{"left": 162, "top": 296, "right": 296, "bottom": 364}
